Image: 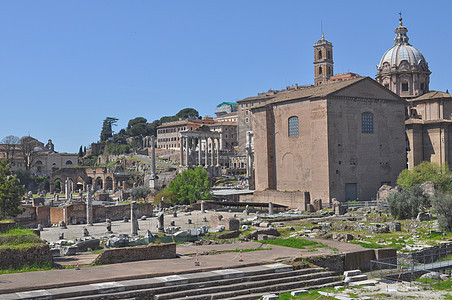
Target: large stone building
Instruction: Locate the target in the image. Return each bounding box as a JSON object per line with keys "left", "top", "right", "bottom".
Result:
{"left": 156, "top": 117, "right": 216, "bottom": 150}
{"left": 0, "top": 137, "right": 78, "bottom": 175}
{"left": 252, "top": 77, "right": 406, "bottom": 205}
{"left": 375, "top": 16, "right": 451, "bottom": 169}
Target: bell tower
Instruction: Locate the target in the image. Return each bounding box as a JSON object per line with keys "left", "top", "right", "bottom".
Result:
{"left": 314, "top": 33, "right": 334, "bottom": 86}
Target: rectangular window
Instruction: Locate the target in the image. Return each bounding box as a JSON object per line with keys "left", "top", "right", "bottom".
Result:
{"left": 246, "top": 118, "right": 249, "bottom": 123}
{"left": 402, "top": 82, "right": 409, "bottom": 92}
{"left": 420, "top": 83, "right": 425, "bottom": 90}
{"left": 362, "top": 112, "right": 374, "bottom": 134}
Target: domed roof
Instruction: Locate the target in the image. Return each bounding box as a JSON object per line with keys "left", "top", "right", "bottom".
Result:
{"left": 378, "top": 16, "right": 427, "bottom": 68}
{"left": 379, "top": 44, "right": 425, "bottom": 67}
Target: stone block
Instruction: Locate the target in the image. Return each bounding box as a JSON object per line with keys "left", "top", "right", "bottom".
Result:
{"left": 306, "top": 203, "right": 315, "bottom": 212}
{"left": 291, "top": 290, "right": 308, "bottom": 296}
{"left": 388, "top": 221, "right": 401, "bottom": 231}
{"left": 62, "top": 245, "right": 77, "bottom": 256}
{"left": 313, "top": 198, "right": 323, "bottom": 211}
{"left": 76, "top": 239, "right": 100, "bottom": 252}
{"left": 50, "top": 248, "right": 61, "bottom": 257}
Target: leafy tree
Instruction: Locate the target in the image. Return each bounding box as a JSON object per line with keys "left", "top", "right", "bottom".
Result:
{"left": 100, "top": 117, "right": 119, "bottom": 142}
{"left": 176, "top": 108, "right": 199, "bottom": 120}
{"left": 431, "top": 192, "right": 452, "bottom": 231}
{"left": 153, "top": 188, "right": 177, "bottom": 205}
{"left": 127, "top": 117, "right": 148, "bottom": 129}
{"left": 0, "top": 159, "right": 25, "bottom": 219}
{"left": 167, "top": 167, "right": 212, "bottom": 205}
{"left": 1, "top": 135, "right": 20, "bottom": 163}
{"left": 126, "top": 122, "right": 153, "bottom": 137}
{"left": 130, "top": 186, "right": 151, "bottom": 201}
{"left": 103, "top": 143, "right": 131, "bottom": 155}
{"left": 386, "top": 185, "right": 431, "bottom": 220}
{"left": 397, "top": 162, "right": 452, "bottom": 192}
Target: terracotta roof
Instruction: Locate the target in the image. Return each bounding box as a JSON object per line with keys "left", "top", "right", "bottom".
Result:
{"left": 408, "top": 91, "right": 452, "bottom": 102}
{"left": 267, "top": 77, "right": 367, "bottom": 104}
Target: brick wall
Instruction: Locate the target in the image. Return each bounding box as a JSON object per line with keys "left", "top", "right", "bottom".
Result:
{"left": 252, "top": 190, "right": 310, "bottom": 210}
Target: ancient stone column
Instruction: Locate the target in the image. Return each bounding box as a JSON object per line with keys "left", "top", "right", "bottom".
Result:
{"left": 158, "top": 212, "right": 164, "bottom": 233}
{"left": 204, "top": 138, "right": 208, "bottom": 166}
{"left": 131, "top": 201, "right": 138, "bottom": 235}
{"left": 180, "top": 136, "right": 184, "bottom": 166}
{"left": 269, "top": 202, "right": 274, "bottom": 215}
{"left": 198, "top": 138, "right": 202, "bottom": 166}
{"left": 216, "top": 138, "right": 220, "bottom": 167}
{"left": 186, "top": 137, "right": 190, "bottom": 167}
{"left": 201, "top": 200, "right": 205, "bottom": 213}
{"left": 150, "top": 135, "right": 156, "bottom": 178}
{"left": 86, "top": 184, "right": 93, "bottom": 226}
{"left": 211, "top": 139, "right": 214, "bottom": 167}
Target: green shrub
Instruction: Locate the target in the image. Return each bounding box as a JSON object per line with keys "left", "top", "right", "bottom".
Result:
{"left": 386, "top": 185, "right": 430, "bottom": 219}
{"left": 431, "top": 192, "right": 452, "bottom": 231}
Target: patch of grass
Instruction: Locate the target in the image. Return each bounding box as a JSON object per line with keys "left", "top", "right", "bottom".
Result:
{"left": 0, "top": 242, "right": 44, "bottom": 249}
{"left": 0, "top": 261, "right": 53, "bottom": 274}
{"left": 416, "top": 278, "right": 452, "bottom": 290}
{"left": 350, "top": 241, "right": 385, "bottom": 249}
{"left": 0, "top": 228, "right": 37, "bottom": 238}
{"left": 0, "top": 219, "right": 14, "bottom": 223}
{"left": 258, "top": 238, "right": 319, "bottom": 249}
{"left": 278, "top": 287, "right": 336, "bottom": 299}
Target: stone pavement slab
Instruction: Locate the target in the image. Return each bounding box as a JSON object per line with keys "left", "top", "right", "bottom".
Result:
{"left": 0, "top": 244, "right": 301, "bottom": 294}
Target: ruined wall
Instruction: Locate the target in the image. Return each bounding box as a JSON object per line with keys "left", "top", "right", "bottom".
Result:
{"left": 0, "top": 222, "right": 16, "bottom": 233}
{"left": 210, "top": 215, "right": 240, "bottom": 231}
{"left": 0, "top": 244, "right": 52, "bottom": 269}
{"left": 94, "top": 243, "right": 176, "bottom": 265}
{"left": 252, "top": 190, "right": 310, "bottom": 210}
{"left": 49, "top": 203, "right": 154, "bottom": 225}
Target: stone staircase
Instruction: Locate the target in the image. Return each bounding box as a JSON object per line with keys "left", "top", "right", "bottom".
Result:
{"left": 0, "top": 264, "right": 343, "bottom": 300}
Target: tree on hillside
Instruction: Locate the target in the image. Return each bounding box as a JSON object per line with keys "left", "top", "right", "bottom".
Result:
{"left": 78, "top": 146, "right": 84, "bottom": 157}
{"left": 1, "top": 135, "right": 20, "bottom": 163}
{"left": 176, "top": 108, "right": 199, "bottom": 120}
{"left": 100, "top": 117, "right": 119, "bottom": 142}
{"left": 397, "top": 162, "right": 452, "bottom": 192}
{"left": 127, "top": 117, "right": 148, "bottom": 129}
{"left": 0, "top": 159, "right": 25, "bottom": 219}
{"left": 167, "top": 167, "right": 212, "bottom": 205}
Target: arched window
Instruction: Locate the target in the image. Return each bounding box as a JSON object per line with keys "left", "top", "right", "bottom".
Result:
{"left": 288, "top": 116, "right": 299, "bottom": 136}
{"left": 362, "top": 112, "right": 374, "bottom": 134}
{"left": 65, "top": 160, "right": 73, "bottom": 165}
{"left": 318, "top": 50, "right": 322, "bottom": 59}
{"left": 319, "top": 66, "right": 323, "bottom": 75}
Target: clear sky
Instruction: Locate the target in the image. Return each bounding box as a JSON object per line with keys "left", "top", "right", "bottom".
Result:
{"left": 0, "top": 0, "right": 450, "bottom": 153}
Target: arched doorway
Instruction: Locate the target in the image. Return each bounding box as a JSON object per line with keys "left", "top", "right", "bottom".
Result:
{"left": 76, "top": 176, "right": 85, "bottom": 192}
{"left": 95, "top": 177, "right": 103, "bottom": 190}
{"left": 54, "top": 178, "right": 62, "bottom": 193}
{"left": 105, "top": 176, "right": 113, "bottom": 190}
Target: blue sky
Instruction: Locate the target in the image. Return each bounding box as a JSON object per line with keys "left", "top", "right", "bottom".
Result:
{"left": 0, "top": 0, "right": 450, "bottom": 152}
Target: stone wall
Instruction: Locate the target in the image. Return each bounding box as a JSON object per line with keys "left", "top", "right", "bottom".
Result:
{"left": 307, "top": 248, "right": 397, "bottom": 273}
{"left": 252, "top": 190, "right": 310, "bottom": 210}
{"left": 307, "top": 254, "right": 345, "bottom": 273}
{"left": 398, "top": 242, "right": 452, "bottom": 266}
{"left": 49, "top": 202, "right": 154, "bottom": 225}
{"left": 0, "top": 244, "right": 52, "bottom": 269}
{"left": 0, "top": 222, "right": 16, "bottom": 233}
{"left": 94, "top": 243, "right": 176, "bottom": 265}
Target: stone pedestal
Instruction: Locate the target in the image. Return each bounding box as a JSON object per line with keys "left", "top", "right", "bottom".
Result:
{"left": 268, "top": 202, "right": 274, "bottom": 215}
{"left": 158, "top": 213, "right": 164, "bottom": 233}
{"left": 201, "top": 200, "right": 205, "bottom": 213}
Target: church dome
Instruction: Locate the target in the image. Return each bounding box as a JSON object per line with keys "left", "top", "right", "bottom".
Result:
{"left": 379, "top": 44, "right": 425, "bottom": 68}
{"left": 378, "top": 16, "right": 427, "bottom": 68}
